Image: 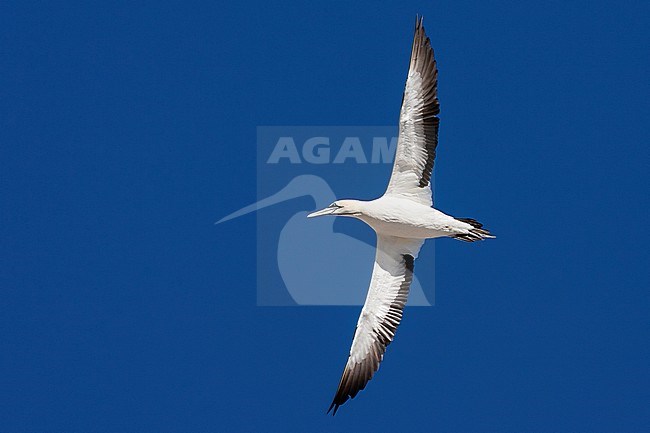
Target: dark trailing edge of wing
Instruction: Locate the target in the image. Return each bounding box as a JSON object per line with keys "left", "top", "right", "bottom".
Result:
{"left": 408, "top": 16, "right": 440, "bottom": 188}
{"left": 327, "top": 254, "right": 416, "bottom": 415}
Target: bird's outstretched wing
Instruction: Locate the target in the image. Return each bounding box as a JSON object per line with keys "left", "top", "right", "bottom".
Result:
{"left": 385, "top": 17, "right": 440, "bottom": 206}
{"left": 328, "top": 235, "right": 423, "bottom": 415}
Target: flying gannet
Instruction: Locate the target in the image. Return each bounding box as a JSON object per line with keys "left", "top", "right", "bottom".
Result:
{"left": 307, "top": 16, "right": 495, "bottom": 415}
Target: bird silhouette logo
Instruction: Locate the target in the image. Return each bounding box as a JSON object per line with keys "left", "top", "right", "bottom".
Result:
{"left": 217, "top": 174, "right": 431, "bottom": 306}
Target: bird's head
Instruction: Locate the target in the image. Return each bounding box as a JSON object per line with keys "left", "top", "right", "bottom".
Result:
{"left": 307, "top": 200, "right": 362, "bottom": 218}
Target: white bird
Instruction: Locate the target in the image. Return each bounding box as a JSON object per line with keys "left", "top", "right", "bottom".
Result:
{"left": 307, "top": 17, "right": 495, "bottom": 414}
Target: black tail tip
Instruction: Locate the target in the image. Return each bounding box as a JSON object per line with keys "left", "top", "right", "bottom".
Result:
{"left": 454, "top": 217, "right": 495, "bottom": 242}
{"left": 456, "top": 217, "right": 483, "bottom": 229}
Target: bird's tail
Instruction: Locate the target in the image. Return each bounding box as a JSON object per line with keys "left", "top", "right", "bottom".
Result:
{"left": 453, "top": 218, "right": 495, "bottom": 242}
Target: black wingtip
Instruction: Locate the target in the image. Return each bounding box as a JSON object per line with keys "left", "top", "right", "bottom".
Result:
{"left": 327, "top": 401, "right": 340, "bottom": 416}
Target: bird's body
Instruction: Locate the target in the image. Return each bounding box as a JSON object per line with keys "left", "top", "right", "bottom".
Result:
{"left": 342, "top": 196, "right": 481, "bottom": 240}
{"left": 307, "top": 16, "right": 494, "bottom": 414}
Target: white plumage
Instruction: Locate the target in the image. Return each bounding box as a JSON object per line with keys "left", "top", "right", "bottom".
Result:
{"left": 307, "top": 17, "right": 494, "bottom": 414}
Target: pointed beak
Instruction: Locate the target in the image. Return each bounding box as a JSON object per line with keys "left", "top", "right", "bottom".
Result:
{"left": 307, "top": 205, "right": 337, "bottom": 218}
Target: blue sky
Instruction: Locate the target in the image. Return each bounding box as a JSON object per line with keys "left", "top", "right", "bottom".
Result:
{"left": 1, "top": 1, "right": 649, "bottom": 432}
